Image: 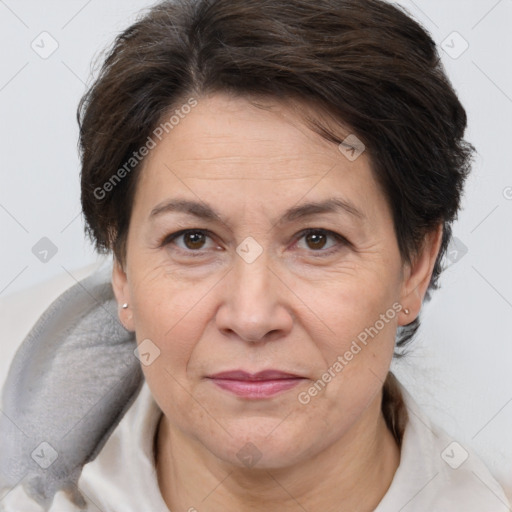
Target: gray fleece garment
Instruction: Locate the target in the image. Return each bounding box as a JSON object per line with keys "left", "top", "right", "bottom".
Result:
{"left": 0, "top": 265, "right": 143, "bottom": 510}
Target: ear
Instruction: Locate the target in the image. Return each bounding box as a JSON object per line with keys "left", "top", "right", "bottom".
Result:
{"left": 111, "top": 257, "right": 135, "bottom": 332}
{"left": 398, "top": 223, "right": 444, "bottom": 326}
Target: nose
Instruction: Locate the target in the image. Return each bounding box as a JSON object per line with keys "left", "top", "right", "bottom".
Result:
{"left": 215, "top": 253, "right": 293, "bottom": 343}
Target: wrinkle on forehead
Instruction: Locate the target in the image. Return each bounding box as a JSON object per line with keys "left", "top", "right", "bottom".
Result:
{"left": 169, "top": 161, "right": 341, "bottom": 182}
{"left": 141, "top": 92, "right": 358, "bottom": 178}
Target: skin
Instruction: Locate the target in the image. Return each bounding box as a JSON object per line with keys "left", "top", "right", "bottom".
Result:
{"left": 112, "top": 93, "right": 443, "bottom": 511}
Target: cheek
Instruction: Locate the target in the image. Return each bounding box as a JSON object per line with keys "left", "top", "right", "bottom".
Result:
{"left": 294, "top": 269, "right": 400, "bottom": 414}
{"left": 300, "top": 265, "right": 400, "bottom": 350}
{"left": 127, "top": 267, "right": 214, "bottom": 426}
{"left": 127, "top": 264, "right": 223, "bottom": 376}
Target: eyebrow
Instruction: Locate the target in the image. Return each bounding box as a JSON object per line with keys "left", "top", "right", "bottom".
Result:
{"left": 149, "top": 197, "right": 365, "bottom": 225}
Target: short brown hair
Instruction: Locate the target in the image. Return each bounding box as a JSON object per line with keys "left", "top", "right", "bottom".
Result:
{"left": 78, "top": 0, "right": 475, "bottom": 353}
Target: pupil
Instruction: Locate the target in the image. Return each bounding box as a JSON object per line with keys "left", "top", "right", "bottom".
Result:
{"left": 307, "top": 232, "right": 326, "bottom": 249}
{"left": 185, "top": 232, "right": 205, "bottom": 249}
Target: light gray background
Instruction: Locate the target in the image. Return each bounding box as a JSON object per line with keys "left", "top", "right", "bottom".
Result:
{"left": 0, "top": 0, "right": 511, "bottom": 496}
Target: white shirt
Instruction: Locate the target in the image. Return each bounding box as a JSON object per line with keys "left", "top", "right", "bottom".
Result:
{"left": 2, "top": 379, "right": 510, "bottom": 512}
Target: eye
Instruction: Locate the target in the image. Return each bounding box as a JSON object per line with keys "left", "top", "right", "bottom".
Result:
{"left": 160, "top": 228, "right": 349, "bottom": 257}
{"left": 162, "top": 229, "right": 218, "bottom": 252}
{"left": 294, "top": 229, "right": 348, "bottom": 255}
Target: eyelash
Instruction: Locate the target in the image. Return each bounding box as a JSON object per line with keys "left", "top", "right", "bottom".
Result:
{"left": 160, "top": 228, "right": 349, "bottom": 258}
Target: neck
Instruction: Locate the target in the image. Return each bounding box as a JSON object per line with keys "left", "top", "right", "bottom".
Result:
{"left": 155, "top": 388, "right": 400, "bottom": 511}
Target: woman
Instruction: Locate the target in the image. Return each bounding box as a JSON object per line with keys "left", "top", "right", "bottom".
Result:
{"left": 0, "top": 0, "right": 510, "bottom": 510}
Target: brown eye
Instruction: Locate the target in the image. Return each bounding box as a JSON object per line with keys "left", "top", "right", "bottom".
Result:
{"left": 183, "top": 231, "right": 207, "bottom": 250}
{"left": 305, "top": 231, "right": 328, "bottom": 250}
{"left": 162, "top": 229, "right": 216, "bottom": 252}
{"left": 295, "top": 229, "right": 347, "bottom": 255}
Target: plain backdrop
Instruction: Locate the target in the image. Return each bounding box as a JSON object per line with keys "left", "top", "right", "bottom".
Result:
{"left": 0, "top": 0, "right": 511, "bottom": 498}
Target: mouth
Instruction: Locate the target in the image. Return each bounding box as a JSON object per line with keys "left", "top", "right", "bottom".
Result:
{"left": 206, "top": 369, "right": 306, "bottom": 399}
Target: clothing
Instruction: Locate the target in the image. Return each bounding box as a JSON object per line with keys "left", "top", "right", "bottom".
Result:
{"left": 2, "top": 376, "right": 510, "bottom": 512}
{"left": 0, "top": 265, "right": 144, "bottom": 510}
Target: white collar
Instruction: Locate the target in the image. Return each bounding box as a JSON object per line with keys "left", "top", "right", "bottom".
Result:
{"left": 78, "top": 382, "right": 168, "bottom": 512}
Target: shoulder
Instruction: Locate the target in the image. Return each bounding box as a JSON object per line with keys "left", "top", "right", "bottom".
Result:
{"left": 1, "top": 382, "right": 165, "bottom": 512}
{"left": 376, "top": 376, "right": 511, "bottom": 512}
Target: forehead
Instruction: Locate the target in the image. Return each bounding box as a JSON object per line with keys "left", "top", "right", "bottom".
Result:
{"left": 134, "top": 93, "right": 387, "bottom": 223}
{"left": 143, "top": 93, "right": 361, "bottom": 173}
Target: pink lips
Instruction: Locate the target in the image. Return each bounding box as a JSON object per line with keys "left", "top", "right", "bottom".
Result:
{"left": 207, "top": 370, "right": 305, "bottom": 399}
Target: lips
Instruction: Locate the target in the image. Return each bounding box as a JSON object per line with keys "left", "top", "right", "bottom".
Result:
{"left": 208, "top": 370, "right": 303, "bottom": 381}
{"left": 206, "top": 370, "right": 306, "bottom": 399}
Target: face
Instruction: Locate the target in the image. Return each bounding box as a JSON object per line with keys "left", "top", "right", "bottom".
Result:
{"left": 113, "top": 93, "right": 439, "bottom": 469}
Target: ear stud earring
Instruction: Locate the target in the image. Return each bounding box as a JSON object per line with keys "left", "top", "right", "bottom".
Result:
{"left": 403, "top": 308, "right": 410, "bottom": 315}
{"left": 121, "top": 303, "right": 129, "bottom": 309}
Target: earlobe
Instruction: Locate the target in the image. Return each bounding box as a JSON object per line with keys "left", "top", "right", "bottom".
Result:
{"left": 398, "top": 224, "right": 444, "bottom": 325}
{"left": 111, "top": 257, "right": 135, "bottom": 331}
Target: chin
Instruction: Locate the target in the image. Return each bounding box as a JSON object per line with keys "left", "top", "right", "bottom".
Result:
{"left": 200, "top": 423, "right": 318, "bottom": 471}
